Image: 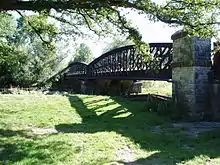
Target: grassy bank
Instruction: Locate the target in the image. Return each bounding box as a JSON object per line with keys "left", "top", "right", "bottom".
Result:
{"left": 0, "top": 94, "right": 220, "bottom": 165}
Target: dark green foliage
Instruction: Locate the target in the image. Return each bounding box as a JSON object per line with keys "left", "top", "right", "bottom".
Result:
{"left": 0, "top": 43, "right": 27, "bottom": 87}
{"left": 0, "top": 12, "right": 62, "bottom": 87}
{"left": 1, "top": 1, "right": 220, "bottom": 53}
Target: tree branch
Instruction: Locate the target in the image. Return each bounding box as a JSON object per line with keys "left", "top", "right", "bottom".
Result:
{"left": 16, "top": 10, "right": 50, "bottom": 44}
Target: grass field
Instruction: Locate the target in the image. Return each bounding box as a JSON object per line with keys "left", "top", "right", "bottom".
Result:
{"left": 141, "top": 81, "right": 172, "bottom": 96}
{"left": 1, "top": 93, "right": 220, "bottom": 165}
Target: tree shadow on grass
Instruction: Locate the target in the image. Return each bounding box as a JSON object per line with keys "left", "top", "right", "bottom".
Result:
{"left": 0, "top": 128, "right": 77, "bottom": 165}
{"left": 55, "top": 95, "right": 220, "bottom": 164}
{"left": 0, "top": 129, "right": 48, "bottom": 164}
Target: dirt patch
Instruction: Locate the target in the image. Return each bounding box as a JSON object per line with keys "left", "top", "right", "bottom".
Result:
{"left": 26, "top": 125, "right": 58, "bottom": 135}
{"left": 173, "top": 122, "right": 220, "bottom": 136}
{"left": 116, "top": 146, "right": 135, "bottom": 163}
{"left": 152, "top": 122, "right": 220, "bottom": 137}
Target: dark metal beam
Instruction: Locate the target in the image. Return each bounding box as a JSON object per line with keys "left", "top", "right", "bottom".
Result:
{"left": 62, "top": 43, "right": 173, "bottom": 81}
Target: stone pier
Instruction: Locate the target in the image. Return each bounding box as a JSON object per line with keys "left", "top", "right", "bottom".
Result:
{"left": 172, "top": 31, "right": 212, "bottom": 120}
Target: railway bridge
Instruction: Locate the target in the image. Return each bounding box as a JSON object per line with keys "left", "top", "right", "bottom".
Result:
{"left": 54, "top": 31, "right": 219, "bottom": 121}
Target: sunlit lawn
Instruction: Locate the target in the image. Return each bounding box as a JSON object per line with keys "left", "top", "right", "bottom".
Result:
{"left": 0, "top": 93, "right": 220, "bottom": 165}
{"left": 141, "top": 81, "right": 172, "bottom": 96}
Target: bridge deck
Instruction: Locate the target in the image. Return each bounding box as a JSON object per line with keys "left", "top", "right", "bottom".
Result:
{"left": 66, "top": 70, "right": 172, "bottom": 80}
{"left": 63, "top": 43, "right": 173, "bottom": 80}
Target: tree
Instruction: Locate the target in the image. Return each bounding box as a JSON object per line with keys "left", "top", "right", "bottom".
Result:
{"left": 0, "top": 12, "right": 65, "bottom": 87}
{"left": 73, "top": 43, "right": 93, "bottom": 63}
{"left": 0, "top": 0, "right": 219, "bottom": 41}
{"left": 1, "top": 1, "right": 220, "bottom": 86}
{"left": 0, "top": 12, "right": 16, "bottom": 39}
{"left": 0, "top": 12, "right": 27, "bottom": 87}
{"left": 0, "top": 42, "right": 27, "bottom": 87}
{"left": 11, "top": 14, "right": 60, "bottom": 86}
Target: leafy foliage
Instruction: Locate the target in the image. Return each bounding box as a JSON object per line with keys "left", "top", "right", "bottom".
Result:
{"left": 0, "top": 42, "right": 27, "bottom": 86}
{"left": 43, "top": 0, "right": 219, "bottom": 57}
{"left": 1, "top": 0, "right": 220, "bottom": 42}
{"left": 1, "top": 0, "right": 220, "bottom": 86}
{"left": 0, "top": 12, "right": 16, "bottom": 39}
{"left": 73, "top": 43, "right": 93, "bottom": 64}
{"left": 0, "top": 12, "right": 63, "bottom": 87}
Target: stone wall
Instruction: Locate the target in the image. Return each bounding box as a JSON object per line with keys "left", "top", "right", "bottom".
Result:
{"left": 172, "top": 31, "right": 211, "bottom": 120}
{"left": 172, "top": 67, "right": 195, "bottom": 115}
{"left": 194, "top": 67, "right": 210, "bottom": 118}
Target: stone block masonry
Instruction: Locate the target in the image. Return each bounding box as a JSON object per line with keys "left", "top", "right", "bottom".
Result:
{"left": 172, "top": 31, "right": 211, "bottom": 121}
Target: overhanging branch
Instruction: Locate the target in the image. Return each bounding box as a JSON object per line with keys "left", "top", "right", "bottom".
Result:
{"left": 16, "top": 10, "right": 50, "bottom": 44}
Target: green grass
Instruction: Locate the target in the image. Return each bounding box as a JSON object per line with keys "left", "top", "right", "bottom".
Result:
{"left": 0, "top": 94, "right": 220, "bottom": 165}
{"left": 141, "top": 81, "right": 172, "bottom": 96}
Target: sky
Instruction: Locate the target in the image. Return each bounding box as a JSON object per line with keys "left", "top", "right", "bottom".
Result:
{"left": 12, "top": 8, "right": 178, "bottom": 58}
{"left": 11, "top": 0, "right": 219, "bottom": 59}
{"left": 84, "top": 0, "right": 178, "bottom": 57}
{"left": 83, "top": 0, "right": 219, "bottom": 57}
{"left": 84, "top": 11, "right": 178, "bottom": 57}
